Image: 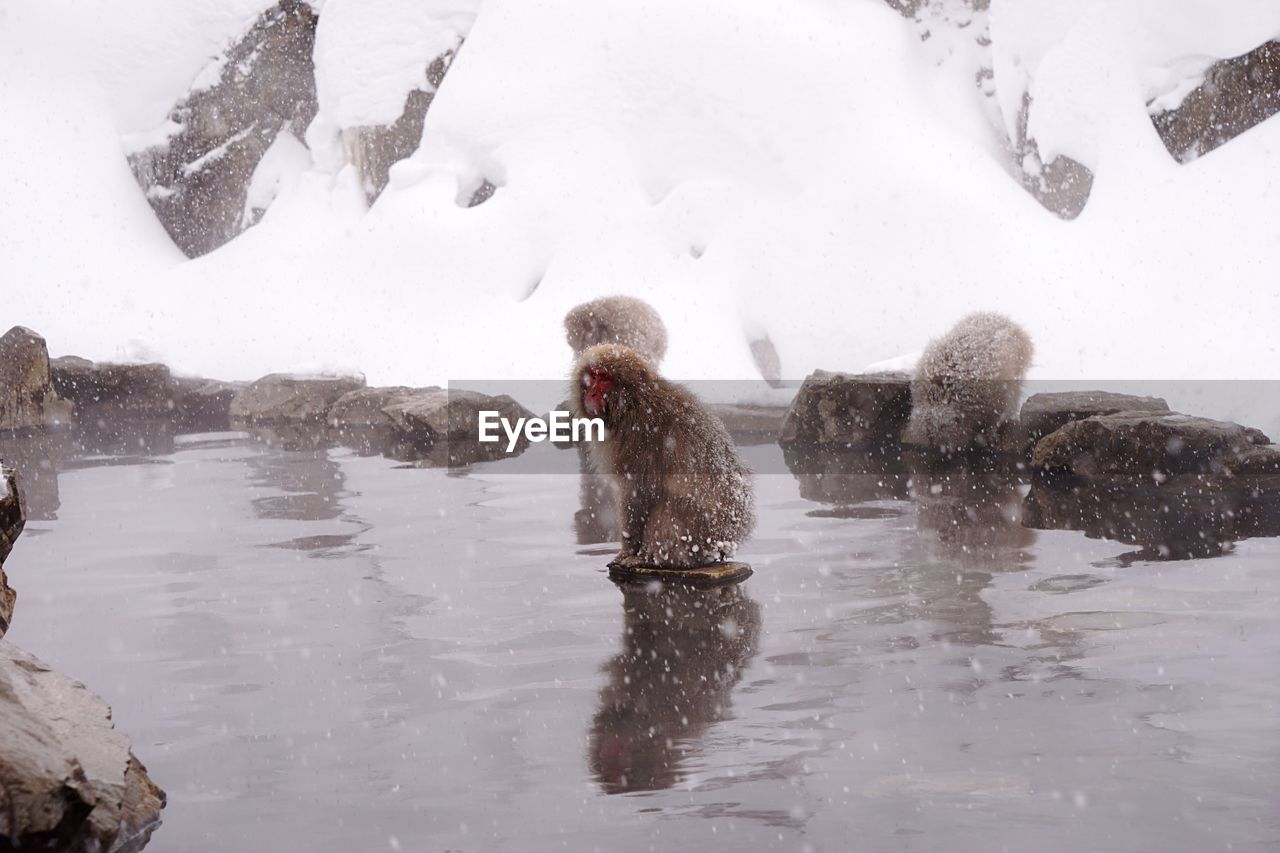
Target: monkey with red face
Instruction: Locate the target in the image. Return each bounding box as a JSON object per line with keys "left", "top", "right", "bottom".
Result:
{"left": 570, "top": 344, "right": 755, "bottom": 568}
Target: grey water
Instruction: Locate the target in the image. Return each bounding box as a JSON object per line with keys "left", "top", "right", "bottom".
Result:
{"left": 2, "top": 429, "right": 1278, "bottom": 852}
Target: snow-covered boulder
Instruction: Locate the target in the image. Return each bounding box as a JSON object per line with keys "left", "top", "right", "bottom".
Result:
{"left": 310, "top": 0, "right": 474, "bottom": 203}
{"left": 327, "top": 386, "right": 438, "bottom": 429}
{"left": 339, "top": 51, "right": 458, "bottom": 203}
{"left": 127, "top": 0, "right": 319, "bottom": 257}
{"left": 1152, "top": 39, "right": 1280, "bottom": 162}
{"left": 51, "top": 358, "right": 174, "bottom": 423}
{"left": 0, "top": 327, "right": 72, "bottom": 433}
{"left": 230, "top": 373, "right": 365, "bottom": 424}
{"left": 779, "top": 371, "right": 912, "bottom": 449}
{"left": 0, "top": 641, "right": 165, "bottom": 852}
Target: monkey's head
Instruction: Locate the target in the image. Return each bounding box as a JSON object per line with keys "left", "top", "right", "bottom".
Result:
{"left": 564, "top": 296, "right": 668, "bottom": 365}
{"left": 570, "top": 344, "right": 659, "bottom": 427}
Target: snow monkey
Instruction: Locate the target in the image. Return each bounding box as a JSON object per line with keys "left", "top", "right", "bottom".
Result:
{"left": 564, "top": 296, "right": 668, "bottom": 366}
{"left": 904, "top": 312, "right": 1033, "bottom": 453}
{"left": 570, "top": 344, "right": 754, "bottom": 568}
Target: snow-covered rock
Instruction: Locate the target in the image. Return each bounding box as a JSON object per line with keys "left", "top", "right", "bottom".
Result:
{"left": 3, "top": 0, "right": 1279, "bottom": 406}
{"left": 0, "top": 327, "right": 72, "bottom": 433}
{"left": 127, "top": 0, "right": 319, "bottom": 256}
{"left": 230, "top": 373, "right": 365, "bottom": 423}
{"left": 1151, "top": 39, "right": 1280, "bottom": 162}
{"left": 51, "top": 359, "right": 175, "bottom": 423}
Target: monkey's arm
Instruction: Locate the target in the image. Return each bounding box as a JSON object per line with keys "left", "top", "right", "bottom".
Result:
{"left": 611, "top": 476, "right": 651, "bottom": 564}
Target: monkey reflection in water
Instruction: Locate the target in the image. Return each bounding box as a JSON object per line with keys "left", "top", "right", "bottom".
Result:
{"left": 908, "top": 455, "right": 1035, "bottom": 568}
{"left": 589, "top": 582, "right": 761, "bottom": 793}
{"left": 904, "top": 455, "right": 1036, "bottom": 648}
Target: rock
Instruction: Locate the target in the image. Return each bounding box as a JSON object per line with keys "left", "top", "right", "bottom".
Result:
{"left": 230, "top": 374, "right": 365, "bottom": 424}
{"left": 0, "top": 466, "right": 21, "bottom": 637}
{"left": 1012, "top": 391, "right": 1170, "bottom": 457}
{"left": 0, "top": 641, "right": 165, "bottom": 851}
{"left": 1009, "top": 90, "right": 1093, "bottom": 220}
{"left": 747, "top": 334, "right": 783, "bottom": 388}
{"left": 1023, "top": 474, "right": 1280, "bottom": 560}
{"left": 778, "top": 370, "right": 911, "bottom": 449}
{"left": 384, "top": 388, "right": 536, "bottom": 465}
{"left": 328, "top": 386, "right": 536, "bottom": 464}
{"left": 327, "top": 386, "right": 434, "bottom": 430}
{"left": 169, "top": 377, "right": 243, "bottom": 431}
{"left": 1031, "top": 411, "right": 1271, "bottom": 482}
{"left": 708, "top": 403, "right": 788, "bottom": 445}
{"left": 342, "top": 51, "right": 457, "bottom": 204}
{"left": 1151, "top": 40, "right": 1280, "bottom": 162}
{"left": 51, "top": 358, "right": 174, "bottom": 423}
{"left": 0, "top": 327, "right": 72, "bottom": 432}
{"left": 127, "top": 0, "right": 319, "bottom": 257}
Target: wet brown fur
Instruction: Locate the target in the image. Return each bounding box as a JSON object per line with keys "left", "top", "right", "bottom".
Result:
{"left": 570, "top": 344, "right": 754, "bottom": 568}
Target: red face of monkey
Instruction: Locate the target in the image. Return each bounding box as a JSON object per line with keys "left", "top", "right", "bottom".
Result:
{"left": 581, "top": 366, "right": 614, "bottom": 416}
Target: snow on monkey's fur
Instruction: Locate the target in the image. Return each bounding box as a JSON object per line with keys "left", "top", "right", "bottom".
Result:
{"left": 905, "top": 312, "right": 1033, "bottom": 453}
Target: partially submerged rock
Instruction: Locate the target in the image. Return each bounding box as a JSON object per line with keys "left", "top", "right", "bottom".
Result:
{"left": 1027, "top": 410, "right": 1280, "bottom": 557}
{"left": 0, "top": 327, "right": 72, "bottom": 432}
{"left": 1013, "top": 390, "right": 1170, "bottom": 458}
{"left": 384, "top": 388, "right": 535, "bottom": 465}
{"left": 1023, "top": 476, "right": 1280, "bottom": 560}
{"left": 169, "top": 377, "right": 243, "bottom": 432}
{"left": 778, "top": 370, "right": 911, "bottom": 449}
{"left": 0, "top": 641, "right": 165, "bottom": 851}
{"left": 327, "top": 386, "right": 435, "bottom": 430}
{"left": 51, "top": 358, "right": 175, "bottom": 423}
{"left": 328, "top": 386, "right": 537, "bottom": 465}
{"left": 230, "top": 374, "right": 365, "bottom": 424}
{"left": 127, "top": 0, "right": 319, "bottom": 257}
{"left": 1031, "top": 411, "right": 1273, "bottom": 482}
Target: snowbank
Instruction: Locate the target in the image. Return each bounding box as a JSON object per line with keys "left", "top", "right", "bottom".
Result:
{"left": 2, "top": 0, "right": 1277, "bottom": 390}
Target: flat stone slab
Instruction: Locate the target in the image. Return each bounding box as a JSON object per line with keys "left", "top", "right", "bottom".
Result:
{"left": 608, "top": 561, "right": 753, "bottom": 587}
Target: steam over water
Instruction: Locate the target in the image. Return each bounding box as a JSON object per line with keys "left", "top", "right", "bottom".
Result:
{"left": 3, "top": 430, "right": 1278, "bottom": 852}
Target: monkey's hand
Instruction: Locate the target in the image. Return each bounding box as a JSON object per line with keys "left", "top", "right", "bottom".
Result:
{"left": 607, "top": 553, "right": 648, "bottom": 569}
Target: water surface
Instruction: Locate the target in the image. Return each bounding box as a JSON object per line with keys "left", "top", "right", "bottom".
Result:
{"left": 3, "top": 431, "right": 1278, "bottom": 852}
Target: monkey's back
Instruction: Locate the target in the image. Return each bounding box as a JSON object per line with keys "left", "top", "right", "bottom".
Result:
{"left": 607, "top": 376, "right": 755, "bottom": 560}
{"left": 564, "top": 296, "right": 668, "bottom": 365}
{"left": 908, "top": 312, "right": 1033, "bottom": 449}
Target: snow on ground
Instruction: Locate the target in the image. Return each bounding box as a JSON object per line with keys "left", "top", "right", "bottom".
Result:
{"left": 2, "top": 0, "right": 1277, "bottom": 394}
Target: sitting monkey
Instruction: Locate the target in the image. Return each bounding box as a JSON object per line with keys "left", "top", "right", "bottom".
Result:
{"left": 570, "top": 344, "right": 754, "bottom": 568}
